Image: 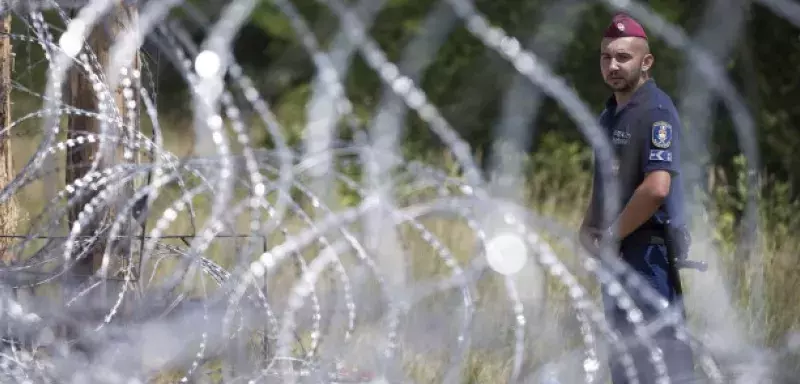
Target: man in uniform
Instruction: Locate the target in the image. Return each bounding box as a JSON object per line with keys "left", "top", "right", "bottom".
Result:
{"left": 579, "top": 13, "right": 696, "bottom": 383}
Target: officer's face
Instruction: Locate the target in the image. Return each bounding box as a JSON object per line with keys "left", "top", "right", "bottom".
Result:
{"left": 599, "top": 37, "right": 652, "bottom": 92}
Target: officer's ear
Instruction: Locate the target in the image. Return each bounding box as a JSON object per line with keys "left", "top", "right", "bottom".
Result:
{"left": 641, "top": 53, "right": 654, "bottom": 73}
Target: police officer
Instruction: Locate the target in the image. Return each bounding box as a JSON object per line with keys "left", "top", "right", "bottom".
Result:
{"left": 579, "top": 13, "right": 696, "bottom": 384}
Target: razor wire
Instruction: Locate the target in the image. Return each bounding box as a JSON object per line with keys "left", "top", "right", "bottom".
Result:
{"left": 0, "top": 0, "right": 793, "bottom": 383}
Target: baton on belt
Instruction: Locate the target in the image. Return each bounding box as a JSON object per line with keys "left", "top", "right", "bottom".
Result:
{"left": 660, "top": 226, "right": 707, "bottom": 322}
{"left": 663, "top": 233, "right": 686, "bottom": 302}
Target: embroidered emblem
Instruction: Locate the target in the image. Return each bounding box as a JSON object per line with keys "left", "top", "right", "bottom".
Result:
{"left": 651, "top": 121, "right": 672, "bottom": 149}
{"left": 617, "top": 22, "right": 625, "bottom": 31}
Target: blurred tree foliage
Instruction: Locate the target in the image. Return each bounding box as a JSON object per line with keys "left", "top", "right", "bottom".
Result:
{"left": 222, "top": 1, "right": 796, "bottom": 188}
{"left": 14, "top": 0, "right": 800, "bottom": 200}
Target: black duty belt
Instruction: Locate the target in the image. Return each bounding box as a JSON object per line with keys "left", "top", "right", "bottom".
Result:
{"left": 648, "top": 235, "right": 707, "bottom": 271}
{"left": 621, "top": 229, "right": 665, "bottom": 248}
{"left": 623, "top": 230, "right": 707, "bottom": 271}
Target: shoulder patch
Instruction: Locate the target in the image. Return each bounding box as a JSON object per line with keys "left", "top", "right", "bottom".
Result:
{"left": 651, "top": 121, "right": 672, "bottom": 149}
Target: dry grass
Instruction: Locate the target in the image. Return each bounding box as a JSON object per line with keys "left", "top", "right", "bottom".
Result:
{"left": 3, "top": 96, "right": 800, "bottom": 382}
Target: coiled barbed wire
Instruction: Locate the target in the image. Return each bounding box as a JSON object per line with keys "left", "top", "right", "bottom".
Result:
{"left": 0, "top": 0, "right": 793, "bottom": 383}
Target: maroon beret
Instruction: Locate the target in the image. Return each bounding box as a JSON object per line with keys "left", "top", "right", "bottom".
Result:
{"left": 603, "top": 13, "right": 647, "bottom": 40}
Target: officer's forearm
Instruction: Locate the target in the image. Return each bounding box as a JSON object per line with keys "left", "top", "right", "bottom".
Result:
{"left": 613, "top": 184, "right": 667, "bottom": 239}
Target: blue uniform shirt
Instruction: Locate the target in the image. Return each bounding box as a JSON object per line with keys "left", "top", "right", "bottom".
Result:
{"left": 590, "top": 79, "right": 685, "bottom": 239}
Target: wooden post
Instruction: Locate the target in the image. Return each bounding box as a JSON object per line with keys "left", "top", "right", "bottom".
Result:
{"left": 0, "top": 14, "right": 20, "bottom": 265}
{"left": 66, "top": 2, "right": 140, "bottom": 279}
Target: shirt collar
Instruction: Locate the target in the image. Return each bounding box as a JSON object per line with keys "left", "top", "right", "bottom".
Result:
{"left": 604, "top": 78, "right": 656, "bottom": 112}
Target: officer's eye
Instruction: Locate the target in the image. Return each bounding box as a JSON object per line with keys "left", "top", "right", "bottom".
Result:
{"left": 615, "top": 53, "right": 632, "bottom": 62}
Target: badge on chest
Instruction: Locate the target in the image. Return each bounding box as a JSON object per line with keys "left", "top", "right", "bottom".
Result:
{"left": 612, "top": 129, "right": 631, "bottom": 145}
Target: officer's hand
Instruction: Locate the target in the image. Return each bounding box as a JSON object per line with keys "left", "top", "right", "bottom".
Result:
{"left": 579, "top": 226, "right": 616, "bottom": 257}
{"left": 579, "top": 226, "right": 601, "bottom": 256}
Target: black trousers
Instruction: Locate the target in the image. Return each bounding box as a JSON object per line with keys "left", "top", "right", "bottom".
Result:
{"left": 601, "top": 242, "right": 696, "bottom": 383}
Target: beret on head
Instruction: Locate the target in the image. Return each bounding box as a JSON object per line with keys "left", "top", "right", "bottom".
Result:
{"left": 603, "top": 13, "right": 647, "bottom": 40}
